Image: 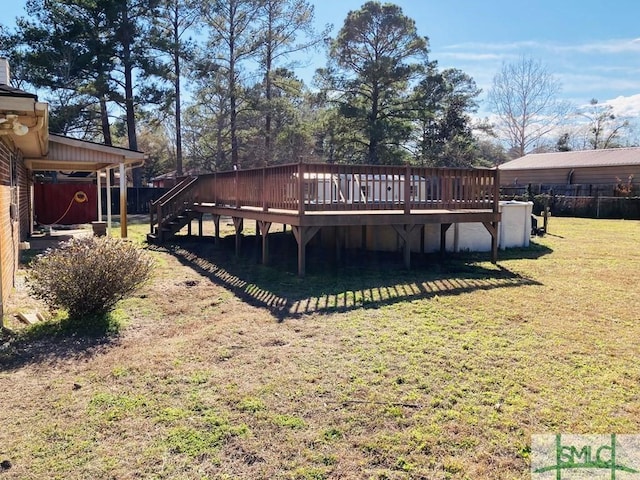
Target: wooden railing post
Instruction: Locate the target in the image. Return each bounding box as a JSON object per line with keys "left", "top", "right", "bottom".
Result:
{"left": 298, "top": 161, "right": 305, "bottom": 215}
{"left": 404, "top": 164, "right": 411, "bottom": 214}
{"left": 262, "top": 166, "right": 268, "bottom": 212}
{"left": 156, "top": 201, "right": 163, "bottom": 242}
{"left": 493, "top": 167, "right": 501, "bottom": 213}
{"left": 149, "top": 201, "right": 154, "bottom": 233}
{"left": 235, "top": 168, "right": 240, "bottom": 209}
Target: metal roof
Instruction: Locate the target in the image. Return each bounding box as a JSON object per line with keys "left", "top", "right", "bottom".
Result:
{"left": 499, "top": 147, "right": 640, "bottom": 170}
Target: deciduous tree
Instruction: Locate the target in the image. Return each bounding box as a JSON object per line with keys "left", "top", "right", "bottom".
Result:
{"left": 488, "top": 56, "right": 568, "bottom": 158}
{"left": 581, "top": 98, "right": 630, "bottom": 149}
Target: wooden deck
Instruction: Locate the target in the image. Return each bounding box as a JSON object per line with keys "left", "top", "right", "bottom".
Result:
{"left": 150, "top": 162, "right": 501, "bottom": 275}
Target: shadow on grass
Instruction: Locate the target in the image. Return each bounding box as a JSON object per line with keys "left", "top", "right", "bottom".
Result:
{"left": 155, "top": 232, "right": 551, "bottom": 321}
{"left": 0, "top": 314, "right": 121, "bottom": 371}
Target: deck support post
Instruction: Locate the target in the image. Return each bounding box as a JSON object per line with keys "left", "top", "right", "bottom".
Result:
{"left": 440, "top": 223, "right": 452, "bottom": 259}
{"left": 258, "top": 221, "right": 272, "bottom": 264}
{"left": 292, "top": 225, "right": 320, "bottom": 276}
{"left": 198, "top": 213, "right": 203, "bottom": 237}
{"left": 187, "top": 217, "right": 192, "bottom": 236}
{"left": 212, "top": 215, "right": 220, "bottom": 244}
{"left": 232, "top": 217, "right": 243, "bottom": 257}
{"left": 335, "top": 227, "right": 344, "bottom": 263}
{"left": 482, "top": 221, "right": 499, "bottom": 264}
{"left": 392, "top": 224, "right": 418, "bottom": 269}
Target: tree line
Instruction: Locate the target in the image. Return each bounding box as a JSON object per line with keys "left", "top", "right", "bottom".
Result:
{"left": 1, "top": 0, "right": 635, "bottom": 185}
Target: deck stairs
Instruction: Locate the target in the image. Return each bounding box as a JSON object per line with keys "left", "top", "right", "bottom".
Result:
{"left": 147, "top": 175, "right": 202, "bottom": 243}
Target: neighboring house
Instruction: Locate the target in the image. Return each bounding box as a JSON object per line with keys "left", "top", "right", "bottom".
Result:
{"left": 0, "top": 58, "right": 144, "bottom": 325}
{"left": 150, "top": 168, "right": 203, "bottom": 188}
{"left": 499, "top": 148, "right": 640, "bottom": 192}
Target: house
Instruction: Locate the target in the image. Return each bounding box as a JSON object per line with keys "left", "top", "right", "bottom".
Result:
{"left": 150, "top": 168, "right": 204, "bottom": 188}
{"left": 0, "top": 58, "right": 144, "bottom": 325}
{"left": 499, "top": 148, "right": 640, "bottom": 195}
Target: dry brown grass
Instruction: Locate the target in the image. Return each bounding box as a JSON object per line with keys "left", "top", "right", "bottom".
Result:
{"left": 1, "top": 216, "right": 639, "bottom": 479}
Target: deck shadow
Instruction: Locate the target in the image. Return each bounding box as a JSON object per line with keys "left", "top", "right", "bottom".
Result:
{"left": 156, "top": 233, "right": 549, "bottom": 321}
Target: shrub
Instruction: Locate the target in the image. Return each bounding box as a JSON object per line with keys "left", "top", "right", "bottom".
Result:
{"left": 26, "top": 236, "right": 153, "bottom": 324}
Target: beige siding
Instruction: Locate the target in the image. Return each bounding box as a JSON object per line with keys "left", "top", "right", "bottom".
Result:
{"left": 500, "top": 168, "right": 573, "bottom": 186}
{"left": 48, "top": 140, "right": 124, "bottom": 164}
{"left": 572, "top": 166, "right": 640, "bottom": 185}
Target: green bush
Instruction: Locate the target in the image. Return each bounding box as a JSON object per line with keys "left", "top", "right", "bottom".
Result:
{"left": 26, "top": 236, "right": 153, "bottom": 324}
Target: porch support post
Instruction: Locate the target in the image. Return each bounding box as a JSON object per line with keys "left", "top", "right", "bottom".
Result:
{"left": 291, "top": 225, "right": 320, "bottom": 276}
{"left": 29, "top": 178, "right": 34, "bottom": 236}
{"left": 232, "top": 217, "right": 243, "bottom": 257}
{"left": 119, "top": 163, "right": 127, "bottom": 238}
{"left": 392, "top": 224, "right": 418, "bottom": 269}
{"left": 106, "top": 167, "right": 112, "bottom": 235}
{"left": 440, "top": 223, "right": 452, "bottom": 259}
{"left": 482, "top": 221, "right": 499, "bottom": 264}
{"left": 258, "top": 221, "right": 272, "bottom": 265}
{"left": 96, "top": 168, "right": 102, "bottom": 221}
{"left": 213, "top": 214, "right": 220, "bottom": 244}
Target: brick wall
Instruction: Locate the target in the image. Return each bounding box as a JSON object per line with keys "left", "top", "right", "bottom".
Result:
{"left": 0, "top": 139, "right": 13, "bottom": 323}
{"left": 0, "top": 138, "right": 25, "bottom": 325}
{"left": 17, "top": 150, "right": 29, "bottom": 241}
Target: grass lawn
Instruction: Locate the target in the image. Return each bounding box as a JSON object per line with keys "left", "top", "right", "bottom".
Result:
{"left": 1, "top": 216, "right": 639, "bottom": 479}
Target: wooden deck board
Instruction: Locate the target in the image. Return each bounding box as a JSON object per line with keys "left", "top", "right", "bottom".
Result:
{"left": 194, "top": 203, "right": 500, "bottom": 227}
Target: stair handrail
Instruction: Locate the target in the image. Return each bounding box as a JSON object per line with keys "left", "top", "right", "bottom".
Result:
{"left": 150, "top": 176, "right": 200, "bottom": 238}
{"left": 151, "top": 175, "right": 195, "bottom": 208}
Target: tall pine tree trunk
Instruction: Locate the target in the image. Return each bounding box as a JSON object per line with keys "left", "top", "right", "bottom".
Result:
{"left": 121, "top": 4, "right": 141, "bottom": 185}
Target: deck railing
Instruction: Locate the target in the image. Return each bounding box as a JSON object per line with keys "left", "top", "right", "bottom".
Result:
{"left": 190, "top": 162, "right": 499, "bottom": 214}
{"left": 150, "top": 175, "right": 199, "bottom": 240}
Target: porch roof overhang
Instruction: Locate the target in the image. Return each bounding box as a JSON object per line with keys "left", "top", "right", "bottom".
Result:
{"left": 25, "top": 134, "right": 145, "bottom": 172}
{"left": 0, "top": 91, "right": 49, "bottom": 157}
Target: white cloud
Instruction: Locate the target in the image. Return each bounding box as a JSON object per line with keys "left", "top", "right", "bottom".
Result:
{"left": 604, "top": 94, "right": 640, "bottom": 117}
{"left": 559, "top": 38, "right": 640, "bottom": 54}
{"left": 436, "top": 52, "right": 505, "bottom": 62}
{"left": 557, "top": 73, "right": 640, "bottom": 95}
{"left": 441, "top": 38, "right": 640, "bottom": 56}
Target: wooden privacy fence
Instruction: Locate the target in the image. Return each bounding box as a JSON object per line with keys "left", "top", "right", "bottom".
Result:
{"left": 187, "top": 162, "right": 499, "bottom": 213}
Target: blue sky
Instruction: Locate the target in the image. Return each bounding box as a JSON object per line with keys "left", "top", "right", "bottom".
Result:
{"left": 311, "top": 0, "right": 640, "bottom": 118}
{"left": 3, "top": 0, "right": 640, "bottom": 118}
